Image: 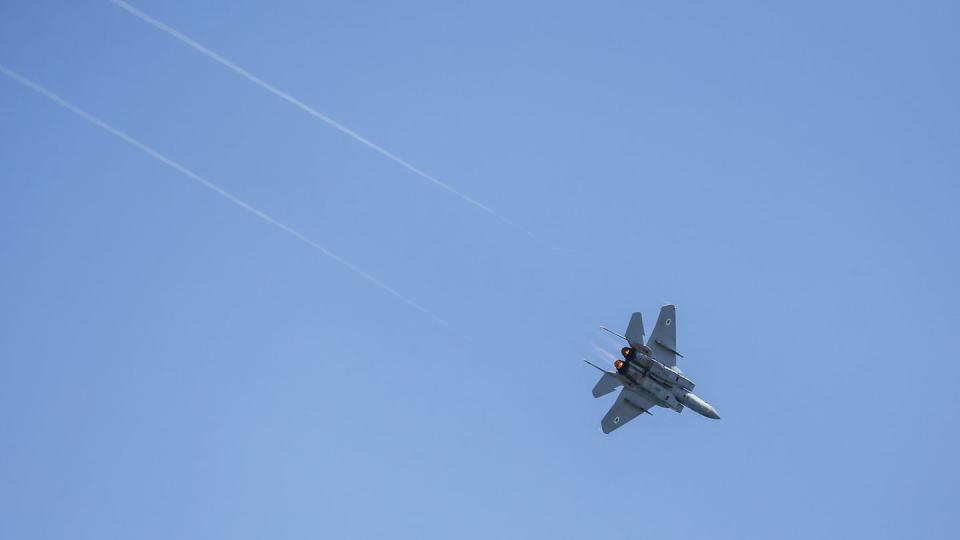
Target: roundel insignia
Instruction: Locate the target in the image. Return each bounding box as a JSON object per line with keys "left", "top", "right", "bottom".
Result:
{"left": 665, "top": 318, "right": 672, "bottom": 326}
{"left": 613, "top": 416, "right": 620, "bottom": 424}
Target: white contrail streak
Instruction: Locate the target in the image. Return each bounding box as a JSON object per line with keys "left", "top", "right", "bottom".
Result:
{"left": 592, "top": 344, "right": 619, "bottom": 364}
{"left": 110, "top": 0, "right": 525, "bottom": 233}
{"left": 0, "top": 64, "right": 447, "bottom": 327}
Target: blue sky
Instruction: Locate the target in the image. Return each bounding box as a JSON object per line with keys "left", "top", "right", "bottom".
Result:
{"left": 1, "top": 1, "right": 958, "bottom": 538}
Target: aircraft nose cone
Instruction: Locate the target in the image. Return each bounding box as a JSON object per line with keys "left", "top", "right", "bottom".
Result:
{"left": 679, "top": 392, "right": 721, "bottom": 420}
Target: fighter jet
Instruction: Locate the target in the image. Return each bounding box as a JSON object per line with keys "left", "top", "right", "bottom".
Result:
{"left": 586, "top": 305, "right": 720, "bottom": 433}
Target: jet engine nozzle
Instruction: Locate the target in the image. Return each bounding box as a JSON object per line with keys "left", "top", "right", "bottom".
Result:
{"left": 620, "top": 347, "right": 636, "bottom": 361}
{"left": 614, "top": 359, "right": 625, "bottom": 372}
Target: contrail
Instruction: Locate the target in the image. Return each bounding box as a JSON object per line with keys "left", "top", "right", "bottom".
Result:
{"left": 592, "top": 344, "right": 619, "bottom": 365}
{"left": 0, "top": 64, "right": 448, "bottom": 327}
{"left": 110, "top": 0, "right": 527, "bottom": 234}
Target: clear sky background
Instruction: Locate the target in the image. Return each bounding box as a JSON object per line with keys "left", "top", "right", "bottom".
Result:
{"left": 2, "top": 1, "right": 958, "bottom": 538}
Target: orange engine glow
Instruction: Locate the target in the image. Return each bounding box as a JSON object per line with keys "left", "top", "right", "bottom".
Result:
{"left": 614, "top": 360, "right": 625, "bottom": 371}
{"left": 621, "top": 347, "right": 632, "bottom": 358}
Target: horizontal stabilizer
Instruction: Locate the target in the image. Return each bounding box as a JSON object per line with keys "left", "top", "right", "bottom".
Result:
{"left": 592, "top": 372, "right": 622, "bottom": 398}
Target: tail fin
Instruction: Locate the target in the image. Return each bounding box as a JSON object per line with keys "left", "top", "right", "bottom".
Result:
{"left": 647, "top": 304, "right": 679, "bottom": 367}
{"left": 625, "top": 312, "right": 645, "bottom": 347}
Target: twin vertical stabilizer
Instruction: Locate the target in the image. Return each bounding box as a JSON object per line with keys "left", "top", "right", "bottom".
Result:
{"left": 647, "top": 305, "right": 679, "bottom": 367}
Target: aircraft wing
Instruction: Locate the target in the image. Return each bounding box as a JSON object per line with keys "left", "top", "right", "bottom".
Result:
{"left": 647, "top": 304, "right": 679, "bottom": 367}
{"left": 601, "top": 388, "right": 657, "bottom": 434}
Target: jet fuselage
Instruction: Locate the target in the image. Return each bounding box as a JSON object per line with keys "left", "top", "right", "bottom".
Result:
{"left": 614, "top": 347, "right": 719, "bottom": 420}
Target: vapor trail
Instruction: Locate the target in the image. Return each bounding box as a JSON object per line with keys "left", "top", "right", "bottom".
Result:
{"left": 0, "top": 64, "right": 447, "bottom": 327}
{"left": 592, "top": 344, "right": 619, "bottom": 364}
{"left": 110, "top": 0, "right": 525, "bottom": 233}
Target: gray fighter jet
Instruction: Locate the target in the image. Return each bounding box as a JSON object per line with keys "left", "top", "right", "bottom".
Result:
{"left": 586, "top": 305, "right": 720, "bottom": 433}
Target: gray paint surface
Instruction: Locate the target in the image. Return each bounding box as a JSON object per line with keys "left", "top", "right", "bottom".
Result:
{"left": 589, "top": 306, "right": 720, "bottom": 433}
